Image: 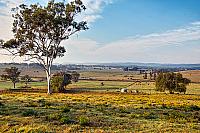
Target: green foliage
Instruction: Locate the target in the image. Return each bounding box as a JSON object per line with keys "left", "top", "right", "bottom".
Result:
{"left": 47, "top": 113, "right": 61, "bottom": 121}
{"left": 155, "top": 72, "right": 190, "bottom": 94}
{"left": 0, "top": 101, "right": 4, "bottom": 106}
{"left": 59, "top": 116, "right": 71, "bottom": 124}
{"left": 79, "top": 116, "right": 89, "bottom": 126}
{"left": 51, "top": 75, "right": 64, "bottom": 92}
{"left": 1, "top": 67, "right": 21, "bottom": 88}
{"left": 62, "top": 106, "right": 71, "bottom": 113}
{"left": 3, "top": 0, "right": 88, "bottom": 58}
{"left": 22, "top": 109, "right": 38, "bottom": 116}
{"left": 51, "top": 72, "right": 71, "bottom": 92}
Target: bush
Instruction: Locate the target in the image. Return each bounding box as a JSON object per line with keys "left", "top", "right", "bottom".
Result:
{"left": 79, "top": 116, "right": 89, "bottom": 126}
{"left": 60, "top": 116, "right": 71, "bottom": 124}
{"left": 0, "top": 101, "right": 4, "bottom": 106}
{"left": 22, "top": 109, "right": 38, "bottom": 117}
{"left": 51, "top": 72, "right": 71, "bottom": 92}
{"left": 143, "top": 112, "right": 158, "bottom": 119}
{"left": 47, "top": 113, "right": 61, "bottom": 121}
{"left": 62, "top": 106, "right": 71, "bottom": 113}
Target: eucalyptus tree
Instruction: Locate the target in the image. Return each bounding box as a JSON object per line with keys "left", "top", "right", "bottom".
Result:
{"left": 1, "top": 67, "right": 21, "bottom": 89}
{"left": 155, "top": 72, "right": 190, "bottom": 94}
{"left": 1, "top": 0, "right": 88, "bottom": 94}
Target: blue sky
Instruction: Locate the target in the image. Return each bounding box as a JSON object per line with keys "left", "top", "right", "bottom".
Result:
{"left": 0, "top": 0, "right": 200, "bottom": 64}
{"left": 81, "top": 0, "right": 200, "bottom": 43}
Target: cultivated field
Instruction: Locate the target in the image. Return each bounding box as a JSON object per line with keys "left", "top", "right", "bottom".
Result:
{"left": 181, "top": 70, "right": 200, "bottom": 83}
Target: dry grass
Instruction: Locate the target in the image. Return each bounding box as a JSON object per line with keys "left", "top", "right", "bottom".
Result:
{"left": 0, "top": 92, "right": 200, "bottom": 132}
{"left": 180, "top": 70, "right": 200, "bottom": 83}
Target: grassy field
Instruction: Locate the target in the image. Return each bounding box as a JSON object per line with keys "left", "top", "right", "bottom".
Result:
{"left": 0, "top": 70, "right": 200, "bottom": 132}
{"left": 1, "top": 80, "right": 200, "bottom": 95}
{"left": 79, "top": 70, "right": 143, "bottom": 81}
{"left": 0, "top": 81, "right": 47, "bottom": 90}
{"left": 0, "top": 92, "right": 200, "bottom": 132}
{"left": 181, "top": 70, "right": 200, "bottom": 83}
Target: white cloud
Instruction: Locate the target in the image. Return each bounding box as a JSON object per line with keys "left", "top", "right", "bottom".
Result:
{"left": 0, "top": 0, "right": 113, "bottom": 39}
{"left": 68, "top": 0, "right": 114, "bottom": 24}
{"left": 57, "top": 22, "right": 200, "bottom": 64}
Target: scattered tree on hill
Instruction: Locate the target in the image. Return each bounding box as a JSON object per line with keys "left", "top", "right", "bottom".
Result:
{"left": 123, "top": 67, "right": 129, "bottom": 71}
{"left": 153, "top": 73, "right": 157, "bottom": 80}
{"left": 71, "top": 71, "right": 80, "bottom": 82}
{"left": 1, "top": 0, "right": 88, "bottom": 94}
{"left": 149, "top": 72, "right": 152, "bottom": 80}
{"left": 51, "top": 72, "right": 72, "bottom": 92}
{"left": 1, "top": 67, "right": 21, "bottom": 88}
{"left": 21, "top": 75, "right": 32, "bottom": 87}
{"left": 143, "top": 72, "right": 147, "bottom": 79}
{"left": 155, "top": 72, "right": 190, "bottom": 94}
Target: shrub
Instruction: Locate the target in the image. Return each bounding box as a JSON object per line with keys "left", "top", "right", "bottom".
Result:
{"left": 60, "top": 116, "right": 71, "bottom": 124}
{"left": 79, "top": 116, "right": 89, "bottom": 126}
{"left": 47, "top": 113, "right": 61, "bottom": 121}
{"left": 51, "top": 72, "right": 72, "bottom": 92}
{"left": 22, "top": 109, "right": 37, "bottom": 117}
{"left": 119, "top": 108, "right": 130, "bottom": 114}
{"left": 143, "top": 112, "right": 158, "bottom": 119}
{"left": 62, "top": 106, "right": 71, "bottom": 113}
{"left": 0, "top": 101, "right": 4, "bottom": 106}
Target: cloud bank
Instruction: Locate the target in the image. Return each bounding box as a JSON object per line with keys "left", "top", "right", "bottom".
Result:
{"left": 56, "top": 21, "right": 200, "bottom": 64}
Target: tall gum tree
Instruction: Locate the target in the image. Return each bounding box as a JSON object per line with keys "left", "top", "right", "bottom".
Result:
{"left": 1, "top": 0, "right": 88, "bottom": 94}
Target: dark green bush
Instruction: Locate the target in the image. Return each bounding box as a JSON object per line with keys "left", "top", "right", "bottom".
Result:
{"left": 60, "top": 116, "right": 71, "bottom": 124}
{"left": 62, "top": 106, "right": 70, "bottom": 113}
{"left": 22, "top": 109, "right": 37, "bottom": 117}
{"left": 51, "top": 72, "right": 71, "bottom": 92}
{"left": 119, "top": 108, "right": 130, "bottom": 114}
{"left": 0, "top": 101, "right": 4, "bottom": 106}
{"left": 143, "top": 112, "right": 158, "bottom": 119}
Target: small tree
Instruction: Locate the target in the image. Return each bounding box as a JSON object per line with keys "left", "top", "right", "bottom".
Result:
{"left": 143, "top": 72, "right": 147, "bottom": 79}
{"left": 1, "top": 0, "right": 88, "bottom": 94}
{"left": 21, "top": 75, "right": 32, "bottom": 87}
{"left": 153, "top": 73, "right": 157, "bottom": 80}
{"left": 155, "top": 72, "right": 190, "bottom": 94}
{"left": 1, "top": 67, "right": 21, "bottom": 88}
{"left": 149, "top": 72, "right": 152, "bottom": 80}
{"left": 71, "top": 71, "right": 80, "bottom": 82}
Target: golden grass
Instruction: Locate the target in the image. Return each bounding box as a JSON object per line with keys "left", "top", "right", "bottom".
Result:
{"left": 0, "top": 92, "right": 200, "bottom": 132}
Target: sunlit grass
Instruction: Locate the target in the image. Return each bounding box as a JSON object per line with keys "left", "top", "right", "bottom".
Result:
{"left": 0, "top": 92, "right": 200, "bottom": 132}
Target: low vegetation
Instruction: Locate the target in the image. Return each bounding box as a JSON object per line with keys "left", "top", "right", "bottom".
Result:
{"left": 0, "top": 92, "right": 199, "bottom": 132}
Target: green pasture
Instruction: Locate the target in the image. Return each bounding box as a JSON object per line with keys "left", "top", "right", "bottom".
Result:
{"left": 0, "top": 80, "right": 200, "bottom": 95}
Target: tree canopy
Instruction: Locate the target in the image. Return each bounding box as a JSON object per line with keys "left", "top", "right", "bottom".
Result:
{"left": 155, "top": 72, "right": 191, "bottom": 94}
{"left": 1, "top": 67, "right": 21, "bottom": 88}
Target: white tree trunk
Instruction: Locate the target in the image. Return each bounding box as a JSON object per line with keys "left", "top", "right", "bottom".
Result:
{"left": 46, "top": 69, "right": 52, "bottom": 94}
